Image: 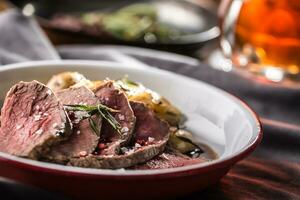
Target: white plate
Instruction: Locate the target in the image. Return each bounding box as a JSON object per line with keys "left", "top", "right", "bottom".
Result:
{"left": 0, "top": 60, "right": 262, "bottom": 174}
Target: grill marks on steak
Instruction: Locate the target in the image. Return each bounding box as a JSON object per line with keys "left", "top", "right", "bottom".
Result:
{"left": 93, "top": 81, "right": 136, "bottom": 155}
{"left": 68, "top": 101, "right": 170, "bottom": 169}
{"left": 0, "top": 81, "right": 71, "bottom": 159}
{"left": 47, "top": 86, "right": 101, "bottom": 163}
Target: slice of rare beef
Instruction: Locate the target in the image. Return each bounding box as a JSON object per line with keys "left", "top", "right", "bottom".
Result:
{"left": 130, "top": 101, "right": 170, "bottom": 143}
{"left": 93, "top": 81, "right": 136, "bottom": 155}
{"left": 130, "top": 149, "right": 206, "bottom": 170}
{"left": 68, "top": 101, "right": 170, "bottom": 169}
{"left": 68, "top": 140, "right": 167, "bottom": 169}
{"left": 47, "top": 86, "right": 101, "bottom": 163}
{"left": 0, "top": 81, "right": 71, "bottom": 159}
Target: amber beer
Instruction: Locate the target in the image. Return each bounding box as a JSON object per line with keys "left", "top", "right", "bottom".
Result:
{"left": 222, "top": 0, "right": 300, "bottom": 82}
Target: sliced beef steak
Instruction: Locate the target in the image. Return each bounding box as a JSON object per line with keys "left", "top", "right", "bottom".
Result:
{"left": 0, "top": 81, "right": 70, "bottom": 159}
{"left": 68, "top": 101, "right": 170, "bottom": 169}
{"left": 130, "top": 149, "right": 206, "bottom": 170}
{"left": 93, "top": 81, "right": 136, "bottom": 155}
{"left": 68, "top": 140, "right": 167, "bottom": 169}
{"left": 47, "top": 86, "right": 101, "bottom": 163}
{"left": 130, "top": 101, "right": 170, "bottom": 143}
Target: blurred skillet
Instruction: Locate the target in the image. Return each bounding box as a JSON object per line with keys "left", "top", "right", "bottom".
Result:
{"left": 9, "top": 0, "right": 220, "bottom": 55}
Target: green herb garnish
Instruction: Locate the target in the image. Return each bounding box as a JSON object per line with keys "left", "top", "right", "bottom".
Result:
{"left": 88, "top": 117, "right": 101, "bottom": 137}
{"left": 96, "top": 104, "right": 121, "bottom": 134}
{"left": 64, "top": 104, "right": 122, "bottom": 136}
{"left": 121, "top": 77, "right": 139, "bottom": 87}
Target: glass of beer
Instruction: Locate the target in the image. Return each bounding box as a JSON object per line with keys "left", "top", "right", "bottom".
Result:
{"left": 219, "top": 0, "right": 300, "bottom": 83}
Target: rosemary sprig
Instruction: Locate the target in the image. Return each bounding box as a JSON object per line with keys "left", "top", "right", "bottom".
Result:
{"left": 64, "top": 104, "right": 122, "bottom": 136}
{"left": 96, "top": 104, "right": 122, "bottom": 135}
{"left": 65, "top": 104, "right": 118, "bottom": 114}
{"left": 88, "top": 117, "right": 101, "bottom": 137}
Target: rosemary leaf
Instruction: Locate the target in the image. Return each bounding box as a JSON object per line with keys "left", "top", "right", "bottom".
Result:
{"left": 64, "top": 103, "right": 121, "bottom": 136}
{"left": 96, "top": 104, "right": 119, "bottom": 113}
{"left": 64, "top": 104, "right": 95, "bottom": 112}
{"left": 97, "top": 104, "right": 122, "bottom": 135}
{"left": 88, "top": 117, "right": 101, "bottom": 137}
{"left": 65, "top": 104, "right": 119, "bottom": 113}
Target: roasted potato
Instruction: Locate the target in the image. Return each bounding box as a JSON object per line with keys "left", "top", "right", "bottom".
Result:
{"left": 47, "top": 72, "right": 91, "bottom": 92}
{"left": 168, "top": 129, "right": 199, "bottom": 154}
{"left": 115, "top": 78, "right": 183, "bottom": 126}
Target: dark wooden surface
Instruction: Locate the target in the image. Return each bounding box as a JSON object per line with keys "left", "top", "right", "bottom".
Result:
{"left": 179, "top": 124, "right": 300, "bottom": 200}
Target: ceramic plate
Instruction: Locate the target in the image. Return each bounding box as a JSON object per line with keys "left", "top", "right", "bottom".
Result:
{"left": 0, "top": 60, "right": 262, "bottom": 199}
